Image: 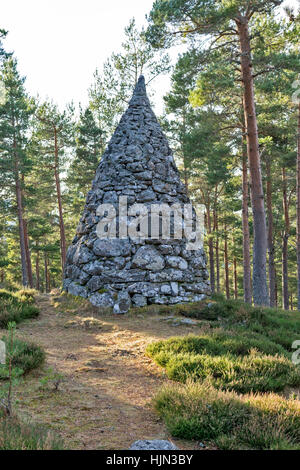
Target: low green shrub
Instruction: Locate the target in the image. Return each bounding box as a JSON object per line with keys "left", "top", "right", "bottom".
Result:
{"left": 20, "top": 304, "right": 40, "bottom": 320}
{"left": 174, "top": 296, "right": 249, "bottom": 321}
{"left": 179, "top": 296, "right": 300, "bottom": 336}
{"left": 150, "top": 349, "right": 299, "bottom": 393}
{"left": 39, "top": 367, "right": 65, "bottom": 391}
{"left": 0, "top": 288, "right": 36, "bottom": 304}
{"left": 147, "top": 330, "right": 287, "bottom": 358}
{"left": 148, "top": 297, "right": 300, "bottom": 448}
{"left": 0, "top": 290, "right": 15, "bottom": 301}
{"left": 0, "top": 289, "right": 39, "bottom": 329}
{"left": 154, "top": 380, "right": 300, "bottom": 449}
{"left": 146, "top": 329, "right": 299, "bottom": 393}
{"left": 13, "top": 288, "right": 37, "bottom": 304}
{"left": 0, "top": 337, "right": 45, "bottom": 379}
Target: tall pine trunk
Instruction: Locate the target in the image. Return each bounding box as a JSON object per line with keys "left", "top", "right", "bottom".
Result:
{"left": 21, "top": 176, "right": 33, "bottom": 288}
{"left": 282, "top": 167, "right": 289, "bottom": 310}
{"left": 297, "top": 103, "right": 300, "bottom": 310}
{"left": 35, "top": 247, "right": 40, "bottom": 291}
{"left": 206, "top": 203, "right": 215, "bottom": 293}
{"left": 182, "top": 112, "right": 189, "bottom": 194}
{"left": 233, "top": 256, "right": 238, "bottom": 299}
{"left": 242, "top": 131, "right": 252, "bottom": 303}
{"left": 184, "top": 166, "right": 189, "bottom": 193}
{"left": 44, "top": 253, "right": 50, "bottom": 293}
{"left": 54, "top": 128, "right": 67, "bottom": 272}
{"left": 224, "top": 222, "right": 230, "bottom": 299}
{"left": 23, "top": 219, "right": 33, "bottom": 288}
{"left": 15, "top": 178, "right": 28, "bottom": 287}
{"left": 266, "top": 155, "right": 276, "bottom": 307}
{"left": 275, "top": 266, "right": 278, "bottom": 307}
{"left": 13, "top": 128, "right": 28, "bottom": 287}
{"left": 214, "top": 209, "right": 220, "bottom": 292}
{"left": 237, "top": 18, "right": 269, "bottom": 306}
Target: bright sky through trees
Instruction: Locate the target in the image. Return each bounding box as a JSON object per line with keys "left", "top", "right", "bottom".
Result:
{"left": 1, "top": 0, "right": 158, "bottom": 109}
{"left": 1, "top": 0, "right": 298, "bottom": 112}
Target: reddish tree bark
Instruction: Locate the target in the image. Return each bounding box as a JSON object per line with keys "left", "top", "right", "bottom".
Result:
{"left": 183, "top": 155, "right": 189, "bottom": 194}
{"left": 224, "top": 222, "right": 230, "bottom": 299}
{"left": 242, "top": 132, "right": 252, "bottom": 303}
{"left": 214, "top": 209, "right": 220, "bottom": 293}
{"left": 37, "top": 113, "right": 67, "bottom": 277}
{"left": 35, "top": 248, "right": 40, "bottom": 291}
{"left": 275, "top": 266, "right": 278, "bottom": 307}
{"left": 44, "top": 253, "right": 50, "bottom": 293}
{"left": 13, "top": 133, "right": 28, "bottom": 287}
{"left": 236, "top": 17, "right": 269, "bottom": 306}
{"left": 23, "top": 219, "right": 33, "bottom": 288}
{"left": 233, "top": 256, "right": 238, "bottom": 300}
{"left": 206, "top": 203, "right": 215, "bottom": 294}
{"left": 282, "top": 167, "right": 290, "bottom": 310}
{"left": 297, "top": 103, "right": 300, "bottom": 310}
{"left": 54, "top": 127, "right": 67, "bottom": 271}
{"left": 21, "top": 175, "right": 33, "bottom": 288}
{"left": 266, "top": 155, "right": 276, "bottom": 307}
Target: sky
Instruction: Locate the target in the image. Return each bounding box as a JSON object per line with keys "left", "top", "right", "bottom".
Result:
{"left": 1, "top": 0, "right": 299, "bottom": 114}
{"left": 1, "top": 0, "right": 162, "bottom": 110}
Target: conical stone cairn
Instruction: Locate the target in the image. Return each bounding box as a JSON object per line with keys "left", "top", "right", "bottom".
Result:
{"left": 63, "top": 76, "right": 210, "bottom": 312}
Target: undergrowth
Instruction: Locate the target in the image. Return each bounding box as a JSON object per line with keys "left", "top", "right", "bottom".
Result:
{"left": 0, "top": 336, "right": 45, "bottom": 379}
{"left": 0, "top": 413, "right": 64, "bottom": 450}
{"left": 154, "top": 380, "right": 300, "bottom": 450}
{"left": 147, "top": 296, "right": 300, "bottom": 449}
{"left": 0, "top": 289, "right": 39, "bottom": 329}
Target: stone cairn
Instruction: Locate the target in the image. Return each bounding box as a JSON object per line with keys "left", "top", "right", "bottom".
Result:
{"left": 63, "top": 76, "right": 210, "bottom": 313}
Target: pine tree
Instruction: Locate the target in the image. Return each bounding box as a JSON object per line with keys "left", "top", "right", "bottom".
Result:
{"left": 146, "top": 0, "right": 300, "bottom": 305}
{"left": 33, "top": 101, "right": 74, "bottom": 272}
{"left": 89, "top": 18, "right": 170, "bottom": 138}
{"left": 0, "top": 29, "right": 9, "bottom": 63}
{"left": 67, "top": 107, "right": 104, "bottom": 216}
{"left": 163, "top": 59, "right": 234, "bottom": 294}
{"left": 0, "top": 58, "right": 34, "bottom": 286}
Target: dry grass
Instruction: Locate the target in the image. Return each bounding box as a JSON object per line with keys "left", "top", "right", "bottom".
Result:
{"left": 1, "top": 293, "right": 207, "bottom": 450}
{"left": 154, "top": 380, "right": 300, "bottom": 449}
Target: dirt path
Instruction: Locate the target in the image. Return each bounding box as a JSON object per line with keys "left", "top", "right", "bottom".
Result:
{"left": 12, "top": 294, "right": 200, "bottom": 450}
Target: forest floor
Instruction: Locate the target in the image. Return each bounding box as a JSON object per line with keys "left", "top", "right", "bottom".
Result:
{"left": 7, "top": 293, "right": 207, "bottom": 450}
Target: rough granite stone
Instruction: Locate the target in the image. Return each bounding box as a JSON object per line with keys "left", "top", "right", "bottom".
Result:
{"left": 93, "top": 239, "right": 131, "bottom": 257}
{"left": 89, "top": 292, "right": 114, "bottom": 307}
{"left": 63, "top": 75, "right": 210, "bottom": 312}
{"left": 131, "top": 294, "right": 147, "bottom": 307}
{"left": 129, "top": 440, "right": 178, "bottom": 450}
{"left": 132, "top": 246, "right": 165, "bottom": 271}
{"left": 113, "top": 290, "right": 131, "bottom": 314}
{"left": 67, "top": 282, "right": 88, "bottom": 298}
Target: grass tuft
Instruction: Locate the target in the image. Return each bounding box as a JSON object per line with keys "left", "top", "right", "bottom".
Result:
{"left": 0, "top": 289, "right": 39, "bottom": 329}
{"left": 0, "top": 414, "right": 64, "bottom": 450}
{"left": 146, "top": 329, "right": 300, "bottom": 393}
{"left": 154, "top": 380, "right": 300, "bottom": 449}
{"left": 147, "top": 297, "right": 300, "bottom": 448}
